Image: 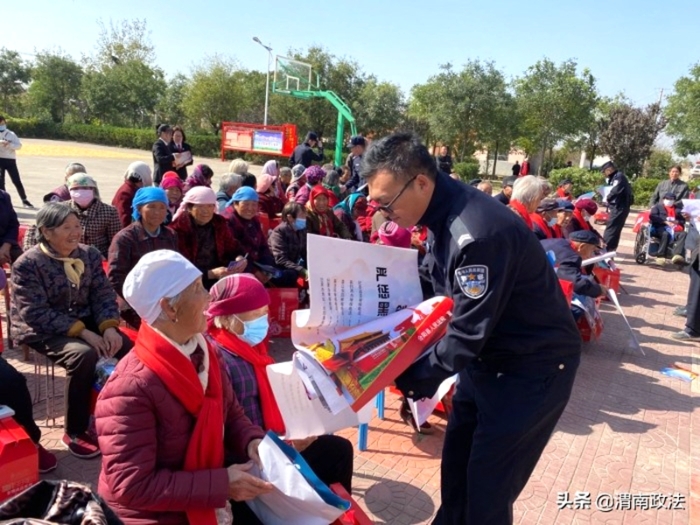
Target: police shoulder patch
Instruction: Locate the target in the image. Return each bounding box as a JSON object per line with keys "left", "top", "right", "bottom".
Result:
{"left": 455, "top": 265, "right": 489, "bottom": 299}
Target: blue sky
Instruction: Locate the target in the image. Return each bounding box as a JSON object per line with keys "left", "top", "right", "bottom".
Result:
{"left": 6, "top": 0, "right": 699, "bottom": 106}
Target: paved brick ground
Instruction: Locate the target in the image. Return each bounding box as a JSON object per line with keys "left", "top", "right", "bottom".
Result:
{"left": 2, "top": 142, "right": 699, "bottom": 524}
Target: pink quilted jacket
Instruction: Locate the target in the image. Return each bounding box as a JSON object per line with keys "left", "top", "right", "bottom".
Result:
{"left": 95, "top": 349, "right": 265, "bottom": 525}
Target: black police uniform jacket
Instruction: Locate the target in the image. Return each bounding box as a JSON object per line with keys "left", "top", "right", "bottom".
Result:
{"left": 605, "top": 170, "right": 633, "bottom": 209}
{"left": 289, "top": 142, "right": 324, "bottom": 168}
{"left": 396, "top": 172, "right": 582, "bottom": 399}
{"left": 540, "top": 239, "right": 602, "bottom": 298}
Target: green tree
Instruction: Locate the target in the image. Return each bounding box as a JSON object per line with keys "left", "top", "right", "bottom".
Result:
{"left": 352, "top": 78, "right": 405, "bottom": 137}
{"left": 156, "top": 73, "right": 189, "bottom": 126}
{"left": 643, "top": 148, "right": 675, "bottom": 179}
{"left": 408, "top": 61, "right": 512, "bottom": 161}
{"left": 28, "top": 51, "right": 83, "bottom": 123}
{"left": 82, "top": 19, "right": 165, "bottom": 126}
{"left": 181, "top": 56, "right": 244, "bottom": 133}
{"left": 0, "top": 48, "right": 31, "bottom": 114}
{"left": 598, "top": 102, "right": 667, "bottom": 176}
{"left": 236, "top": 70, "right": 267, "bottom": 124}
{"left": 515, "top": 58, "right": 598, "bottom": 174}
{"left": 665, "top": 63, "right": 700, "bottom": 156}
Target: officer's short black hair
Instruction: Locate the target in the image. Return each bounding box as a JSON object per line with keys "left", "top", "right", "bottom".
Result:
{"left": 361, "top": 132, "right": 438, "bottom": 183}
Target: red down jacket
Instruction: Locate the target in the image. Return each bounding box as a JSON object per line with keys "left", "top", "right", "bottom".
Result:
{"left": 95, "top": 344, "right": 265, "bottom": 525}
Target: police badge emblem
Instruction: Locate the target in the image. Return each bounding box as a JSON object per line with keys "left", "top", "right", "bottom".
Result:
{"left": 455, "top": 265, "right": 488, "bottom": 299}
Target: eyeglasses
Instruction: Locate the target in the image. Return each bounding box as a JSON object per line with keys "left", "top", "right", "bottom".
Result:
{"left": 375, "top": 176, "right": 418, "bottom": 215}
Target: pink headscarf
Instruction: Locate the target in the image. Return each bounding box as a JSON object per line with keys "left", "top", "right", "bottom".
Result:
{"left": 207, "top": 274, "right": 270, "bottom": 319}
{"left": 256, "top": 174, "right": 276, "bottom": 194}
{"left": 261, "top": 160, "right": 282, "bottom": 197}
{"left": 260, "top": 160, "right": 280, "bottom": 178}
{"left": 173, "top": 186, "right": 217, "bottom": 221}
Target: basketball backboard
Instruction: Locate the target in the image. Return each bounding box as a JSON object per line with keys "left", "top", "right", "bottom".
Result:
{"left": 273, "top": 56, "right": 319, "bottom": 93}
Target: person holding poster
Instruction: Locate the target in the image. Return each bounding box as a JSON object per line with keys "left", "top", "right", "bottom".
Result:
{"left": 362, "top": 133, "right": 582, "bottom": 524}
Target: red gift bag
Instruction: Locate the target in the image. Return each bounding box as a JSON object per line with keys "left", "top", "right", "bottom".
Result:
{"left": 558, "top": 279, "right": 574, "bottom": 305}
{"left": 268, "top": 288, "right": 299, "bottom": 338}
{"left": 330, "top": 483, "right": 373, "bottom": 525}
{"left": 0, "top": 417, "right": 38, "bottom": 502}
{"left": 592, "top": 266, "right": 620, "bottom": 294}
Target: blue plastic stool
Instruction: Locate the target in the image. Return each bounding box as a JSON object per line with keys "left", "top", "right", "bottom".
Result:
{"left": 357, "top": 391, "right": 387, "bottom": 451}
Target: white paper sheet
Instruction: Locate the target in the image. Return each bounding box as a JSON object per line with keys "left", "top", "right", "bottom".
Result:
{"left": 681, "top": 199, "right": 700, "bottom": 218}
{"left": 266, "top": 362, "right": 373, "bottom": 440}
{"left": 408, "top": 375, "right": 458, "bottom": 427}
{"left": 608, "top": 289, "right": 644, "bottom": 355}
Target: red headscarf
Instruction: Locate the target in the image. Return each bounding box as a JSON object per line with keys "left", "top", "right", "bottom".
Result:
{"left": 308, "top": 186, "right": 335, "bottom": 237}
{"left": 134, "top": 323, "right": 224, "bottom": 525}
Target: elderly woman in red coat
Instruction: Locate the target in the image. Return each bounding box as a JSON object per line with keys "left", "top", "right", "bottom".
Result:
{"left": 96, "top": 250, "right": 272, "bottom": 525}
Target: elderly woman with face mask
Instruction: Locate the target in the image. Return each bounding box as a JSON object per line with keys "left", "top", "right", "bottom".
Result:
{"left": 170, "top": 187, "right": 246, "bottom": 290}
{"left": 96, "top": 250, "right": 271, "bottom": 525}
{"left": 108, "top": 187, "right": 178, "bottom": 329}
{"left": 112, "top": 161, "right": 153, "bottom": 228}
{"left": 11, "top": 203, "right": 133, "bottom": 460}
{"left": 206, "top": 274, "right": 354, "bottom": 522}
{"left": 23, "top": 174, "right": 121, "bottom": 259}
{"left": 225, "top": 187, "right": 297, "bottom": 287}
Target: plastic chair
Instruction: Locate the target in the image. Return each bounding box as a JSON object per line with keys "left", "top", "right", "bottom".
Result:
{"left": 357, "top": 390, "right": 386, "bottom": 452}
{"left": 30, "top": 348, "right": 58, "bottom": 427}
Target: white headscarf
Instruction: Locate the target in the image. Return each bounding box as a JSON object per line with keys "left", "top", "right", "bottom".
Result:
{"left": 124, "top": 161, "right": 153, "bottom": 187}
{"left": 123, "top": 250, "right": 202, "bottom": 325}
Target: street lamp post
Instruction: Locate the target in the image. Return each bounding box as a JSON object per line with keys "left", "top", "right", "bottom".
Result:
{"left": 253, "top": 37, "right": 273, "bottom": 126}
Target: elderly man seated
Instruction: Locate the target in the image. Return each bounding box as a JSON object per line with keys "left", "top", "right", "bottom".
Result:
{"left": 206, "top": 274, "right": 354, "bottom": 523}
{"left": 96, "top": 250, "right": 271, "bottom": 525}
{"left": 650, "top": 191, "right": 686, "bottom": 265}
{"left": 217, "top": 173, "right": 243, "bottom": 213}
{"left": 508, "top": 175, "right": 544, "bottom": 230}
{"left": 541, "top": 230, "right": 608, "bottom": 302}
{"left": 553, "top": 199, "right": 574, "bottom": 238}
{"left": 530, "top": 198, "right": 559, "bottom": 240}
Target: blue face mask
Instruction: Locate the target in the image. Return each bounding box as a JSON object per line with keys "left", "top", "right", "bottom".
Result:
{"left": 0, "top": 125, "right": 6, "bottom": 132}
{"left": 294, "top": 218, "right": 307, "bottom": 230}
{"left": 236, "top": 314, "right": 269, "bottom": 346}
{"left": 547, "top": 217, "right": 557, "bottom": 227}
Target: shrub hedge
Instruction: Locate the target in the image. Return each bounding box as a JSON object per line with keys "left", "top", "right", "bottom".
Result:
{"left": 5, "top": 117, "right": 343, "bottom": 167}
{"left": 452, "top": 160, "right": 481, "bottom": 182}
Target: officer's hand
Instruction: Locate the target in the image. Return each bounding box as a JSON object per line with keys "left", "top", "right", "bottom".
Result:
{"left": 394, "top": 356, "right": 444, "bottom": 401}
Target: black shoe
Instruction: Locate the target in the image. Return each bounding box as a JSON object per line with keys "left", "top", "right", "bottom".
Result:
{"left": 673, "top": 306, "right": 687, "bottom": 318}
{"left": 399, "top": 399, "right": 435, "bottom": 435}
{"left": 22, "top": 199, "right": 35, "bottom": 209}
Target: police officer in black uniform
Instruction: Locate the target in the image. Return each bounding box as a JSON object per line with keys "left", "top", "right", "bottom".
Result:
{"left": 289, "top": 131, "right": 324, "bottom": 168}
{"left": 362, "top": 133, "right": 582, "bottom": 525}
{"left": 601, "top": 160, "right": 632, "bottom": 252}
{"left": 344, "top": 135, "right": 367, "bottom": 193}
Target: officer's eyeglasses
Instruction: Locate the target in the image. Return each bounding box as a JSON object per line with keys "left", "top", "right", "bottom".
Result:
{"left": 375, "top": 175, "right": 418, "bottom": 215}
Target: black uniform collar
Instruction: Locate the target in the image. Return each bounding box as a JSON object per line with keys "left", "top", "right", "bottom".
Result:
{"left": 418, "top": 171, "right": 461, "bottom": 232}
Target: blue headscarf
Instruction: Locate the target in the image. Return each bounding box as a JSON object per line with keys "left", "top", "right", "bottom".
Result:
{"left": 334, "top": 192, "right": 364, "bottom": 216}
{"left": 226, "top": 186, "right": 259, "bottom": 208}
{"left": 132, "top": 187, "right": 169, "bottom": 221}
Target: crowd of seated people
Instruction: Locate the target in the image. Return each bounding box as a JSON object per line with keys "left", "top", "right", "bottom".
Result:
{"left": 3, "top": 144, "right": 665, "bottom": 523}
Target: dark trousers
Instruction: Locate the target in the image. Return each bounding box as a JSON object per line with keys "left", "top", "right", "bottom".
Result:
{"left": 603, "top": 206, "right": 630, "bottom": 252}
{"left": 433, "top": 355, "right": 580, "bottom": 525}
{"left": 685, "top": 257, "right": 700, "bottom": 335}
{"left": 0, "top": 158, "right": 27, "bottom": 201}
{"left": 28, "top": 331, "right": 133, "bottom": 435}
{"left": 231, "top": 434, "right": 354, "bottom": 524}
{"left": 650, "top": 227, "right": 686, "bottom": 258}
{"left": 0, "top": 357, "right": 41, "bottom": 443}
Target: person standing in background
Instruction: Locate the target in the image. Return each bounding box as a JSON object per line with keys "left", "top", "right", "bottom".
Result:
{"left": 0, "top": 116, "right": 33, "bottom": 208}
{"left": 169, "top": 126, "right": 193, "bottom": 180}
{"left": 601, "top": 160, "right": 633, "bottom": 252}
{"left": 435, "top": 146, "right": 453, "bottom": 174}
{"left": 512, "top": 160, "right": 521, "bottom": 177}
{"left": 152, "top": 124, "right": 175, "bottom": 186}
{"left": 289, "top": 132, "right": 324, "bottom": 168}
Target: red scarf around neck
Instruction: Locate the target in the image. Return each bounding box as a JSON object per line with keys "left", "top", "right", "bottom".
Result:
{"left": 134, "top": 323, "right": 224, "bottom": 525}
{"left": 552, "top": 224, "right": 564, "bottom": 238}
{"left": 208, "top": 326, "right": 286, "bottom": 435}
{"left": 573, "top": 209, "right": 591, "bottom": 231}
{"left": 509, "top": 199, "right": 533, "bottom": 230}
{"left": 530, "top": 214, "right": 553, "bottom": 239}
